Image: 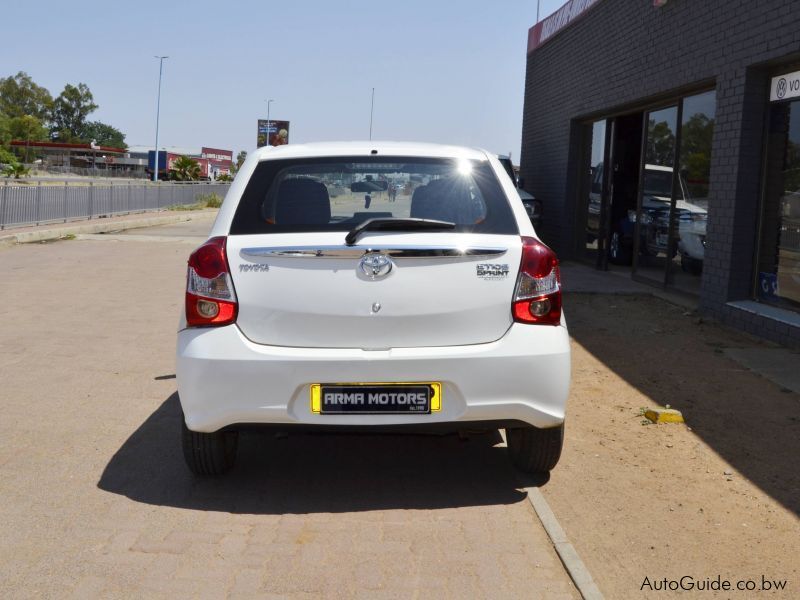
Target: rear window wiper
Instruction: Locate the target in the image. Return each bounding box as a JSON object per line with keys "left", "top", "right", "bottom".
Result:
{"left": 345, "top": 217, "right": 456, "bottom": 245}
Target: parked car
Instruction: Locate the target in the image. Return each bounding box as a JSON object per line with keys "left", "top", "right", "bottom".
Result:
{"left": 586, "top": 162, "right": 603, "bottom": 244}
{"left": 177, "top": 142, "right": 570, "bottom": 476}
{"left": 498, "top": 154, "right": 542, "bottom": 230}
{"left": 608, "top": 164, "right": 707, "bottom": 271}
{"left": 638, "top": 165, "right": 707, "bottom": 272}
{"left": 518, "top": 188, "right": 542, "bottom": 230}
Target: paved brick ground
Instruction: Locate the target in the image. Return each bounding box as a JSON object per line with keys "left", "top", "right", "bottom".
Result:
{"left": 0, "top": 227, "right": 578, "bottom": 599}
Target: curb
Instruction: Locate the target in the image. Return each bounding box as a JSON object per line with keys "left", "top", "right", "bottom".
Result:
{"left": 0, "top": 211, "right": 215, "bottom": 248}
{"left": 498, "top": 430, "right": 603, "bottom": 599}
{"left": 526, "top": 487, "right": 605, "bottom": 600}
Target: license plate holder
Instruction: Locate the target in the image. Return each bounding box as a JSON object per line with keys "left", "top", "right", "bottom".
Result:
{"left": 311, "top": 382, "right": 442, "bottom": 415}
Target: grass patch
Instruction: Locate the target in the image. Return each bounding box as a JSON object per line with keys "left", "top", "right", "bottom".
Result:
{"left": 197, "top": 193, "right": 223, "bottom": 208}
{"left": 166, "top": 193, "right": 223, "bottom": 211}
{"left": 166, "top": 203, "right": 202, "bottom": 211}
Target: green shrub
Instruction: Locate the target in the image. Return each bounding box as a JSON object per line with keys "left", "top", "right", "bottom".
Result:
{"left": 2, "top": 162, "right": 30, "bottom": 179}
{"left": 197, "top": 193, "right": 223, "bottom": 208}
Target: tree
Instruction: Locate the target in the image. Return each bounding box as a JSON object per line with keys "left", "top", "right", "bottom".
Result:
{"left": 51, "top": 83, "right": 98, "bottom": 141}
{"left": 0, "top": 112, "right": 10, "bottom": 144}
{"left": 0, "top": 72, "right": 53, "bottom": 121}
{"left": 171, "top": 155, "right": 201, "bottom": 181}
{"left": 80, "top": 121, "right": 126, "bottom": 149}
{"left": 679, "top": 113, "right": 715, "bottom": 199}
{"left": 645, "top": 119, "right": 676, "bottom": 166}
{"left": 235, "top": 150, "right": 247, "bottom": 169}
{"left": 8, "top": 115, "right": 48, "bottom": 161}
{"left": 0, "top": 145, "right": 16, "bottom": 166}
{"left": 0, "top": 113, "right": 13, "bottom": 165}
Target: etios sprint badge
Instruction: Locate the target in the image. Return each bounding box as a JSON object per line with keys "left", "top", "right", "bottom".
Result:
{"left": 476, "top": 263, "right": 509, "bottom": 279}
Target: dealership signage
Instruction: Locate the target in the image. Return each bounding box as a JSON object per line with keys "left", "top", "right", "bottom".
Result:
{"left": 201, "top": 147, "right": 233, "bottom": 166}
{"left": 770, "top": 70, "right": 800, "bottom": 102}
{"left": 528, "top": 0, "right": 603, "bottom": 54}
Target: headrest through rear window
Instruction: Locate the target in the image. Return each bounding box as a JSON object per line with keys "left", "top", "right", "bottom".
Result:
{"left": 273, "top": 178, "right": 331, "bottom": 225}
{"left": 409, "top": 185, "right": 431, "bottom": 218}
{"left": 411, "top": 177, "right": 484, "bottom": 223}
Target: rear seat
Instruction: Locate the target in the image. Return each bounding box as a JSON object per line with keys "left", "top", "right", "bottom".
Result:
{"left": 410, "top": 178, "right": 485, "bottom": 223}
{"left": 272, "top": 178, "right": 331, "bottom": 225}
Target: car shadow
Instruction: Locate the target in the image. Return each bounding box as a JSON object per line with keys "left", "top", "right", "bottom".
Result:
{"left": 97, "top": 393, "right": 534, "bottom": 514}
{"left": 566, "top": 292, "right": 800, "bottom": 517}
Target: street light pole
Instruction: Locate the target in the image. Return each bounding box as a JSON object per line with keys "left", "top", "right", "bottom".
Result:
{"left": 369, "top": 88, "right": 375, "bottom": 140}
{"left": 153, "top": 56, "right": 168, "bottom": 182}
{"left": 265, "top": 99, "right": 274, "bottom": 146}
{"left": 537, "top": 0, "right": 541, "bottom": 22}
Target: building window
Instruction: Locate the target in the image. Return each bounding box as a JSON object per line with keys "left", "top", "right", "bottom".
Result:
{"left": 577, "top": 90, "right": 715, "bottom": 292}
{"left": 758, "top": 98, "right": 800, "bottom": 312}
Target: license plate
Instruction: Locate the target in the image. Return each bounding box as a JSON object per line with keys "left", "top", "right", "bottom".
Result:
{"left": 310, "top": 382, "right": 442, "bottom": 415}
{"left": 656, "top": 233, "right": 668, "bottom": 247}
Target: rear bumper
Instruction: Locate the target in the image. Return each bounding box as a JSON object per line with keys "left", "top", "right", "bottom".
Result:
{"left": 177, "top": 323, "right": 571, "bottom": 432}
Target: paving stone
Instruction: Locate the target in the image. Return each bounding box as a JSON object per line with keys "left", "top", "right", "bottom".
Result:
{"left": 0, "top": 231, "right": 581, "bottom": 599}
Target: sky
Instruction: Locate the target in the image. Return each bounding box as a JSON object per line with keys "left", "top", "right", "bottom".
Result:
{"left": 2, "top": 0, "right": 566, "bottom": 160}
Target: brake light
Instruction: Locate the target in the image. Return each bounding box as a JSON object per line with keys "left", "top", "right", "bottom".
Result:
{"left": 185, "top": 236, "right": 238, "bottom": 327}
{"left": 513, "top": 237, "right": 562, "bottom": 325}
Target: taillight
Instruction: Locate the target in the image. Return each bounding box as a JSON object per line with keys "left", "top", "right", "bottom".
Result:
{"left": 512, "top": 236, "right": 562, "bottom": 325}
{"left": 185, "top": 236, "right": 238, "bottom": 327}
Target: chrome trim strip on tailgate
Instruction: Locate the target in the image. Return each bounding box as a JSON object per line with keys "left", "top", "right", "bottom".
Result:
{"left": 240, "top": 245, "right": 508, "bottom": 259}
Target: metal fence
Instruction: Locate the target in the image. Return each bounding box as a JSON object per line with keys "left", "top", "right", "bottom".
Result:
{"left": 0, "top": 180, "right": 230, "bottom": 230}
{"left": 21, "top": 164, "right": 150, "bottom": 179}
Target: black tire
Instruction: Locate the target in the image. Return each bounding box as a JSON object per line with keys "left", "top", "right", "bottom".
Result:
{"left": 608, "top": 230, "right": 632, "bottom": 265}
{"left": 681, "top": 255, "right": 703, "bottom": 275}
{"left": 181, "top": 419, "right": 238, "bottom": 476}
{"left": 506, "top": 424, "right": 564, "bottom": 474}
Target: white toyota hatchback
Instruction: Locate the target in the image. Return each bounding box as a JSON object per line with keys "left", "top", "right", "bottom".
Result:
{"left": 177, "top": 142, "right": 570, "bottom": 476}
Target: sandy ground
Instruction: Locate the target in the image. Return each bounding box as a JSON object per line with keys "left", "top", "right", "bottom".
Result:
{"left": 547, "top": 293, "right": 800, "bottom": 598}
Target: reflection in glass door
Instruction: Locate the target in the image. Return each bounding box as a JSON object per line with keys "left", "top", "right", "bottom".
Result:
{"left": 634, "top": 106, "right": 678, "bottom": 284}
{"left": 576, "top": 91, "right": 715, "bottom": 291}
{"left": 669, "top": 91, "right": 716, "bottom": 293}
{"left": 758, "top": 97, "right": 800, "bottom": 312}
{"left": 584, "top": 120, "right": 608, "bottom": 266}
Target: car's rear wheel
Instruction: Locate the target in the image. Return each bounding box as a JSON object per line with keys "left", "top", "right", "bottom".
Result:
{"left": 608, "top": 230, "right": 632, "bottom": 265}
{"left": 681, "top": 255, "right": 703, "bottom": 275}
{"left": 506, "top": 424, "right": 564, "bottom": 474}
{"left": 181, "top": 419, "right": 238, "bottom": 476}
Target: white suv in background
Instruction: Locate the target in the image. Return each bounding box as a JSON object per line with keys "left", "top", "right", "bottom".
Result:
{"left": 177, "top": 142, "right": 571, "bottom": 476}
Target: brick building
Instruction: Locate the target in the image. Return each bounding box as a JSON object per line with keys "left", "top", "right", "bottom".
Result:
{"left": 521, "top": 0, "right": 800, "bottom": 347}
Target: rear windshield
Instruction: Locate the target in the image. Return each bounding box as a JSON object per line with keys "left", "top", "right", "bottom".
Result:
{"left": 229, "top": 156, "right": 518, "bottom": 235}
{"left": 643, "top": 169, "right": 673, "bottom": 197}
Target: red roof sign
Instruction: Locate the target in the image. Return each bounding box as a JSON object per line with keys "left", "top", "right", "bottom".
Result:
{"left": 528, "top": 0, "right": 603, "bottom": 54}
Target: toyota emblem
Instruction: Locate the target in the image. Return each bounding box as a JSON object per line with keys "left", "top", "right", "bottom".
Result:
{"left": 359, "top": 253, "right": 393, "bottom": 279}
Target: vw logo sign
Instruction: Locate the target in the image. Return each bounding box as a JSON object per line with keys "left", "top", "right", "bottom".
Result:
{"left": 359, "top": 253, "right": 393, "bottom": 279}
{"left": 777, "top": 77, "right": 788, "bottom": 99}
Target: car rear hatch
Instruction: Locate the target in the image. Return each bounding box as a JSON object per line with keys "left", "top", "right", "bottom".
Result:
{"left": 223, "top": 153, "right": 523, "bottom": 349}
{"left": 226, "top": 231, "right": 521, "bottom": 348}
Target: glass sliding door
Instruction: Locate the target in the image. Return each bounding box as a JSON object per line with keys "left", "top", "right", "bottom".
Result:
{"left": 634, "top": 106, "right": 678, "bottom": 284}
{"left": 584, "top": 119, "right": 608, "bottom": 266}
{"left": 668, "top": 91, "right": 716, "bottom": 292}
{"left": 606, "top": 112, "right": 644, "bottom": 268}
{"left": 575, "top": 90, "right": 715, "bottom": 291}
